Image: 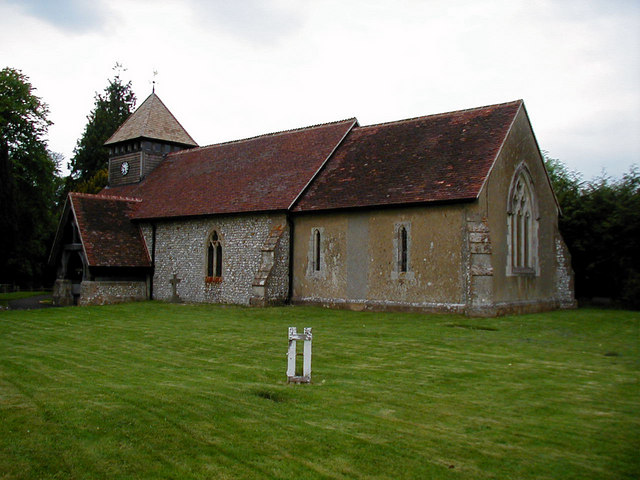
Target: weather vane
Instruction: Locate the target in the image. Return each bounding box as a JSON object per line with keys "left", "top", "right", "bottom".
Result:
{"left": 151, "top": 69, "right": 158, "bottom": 93}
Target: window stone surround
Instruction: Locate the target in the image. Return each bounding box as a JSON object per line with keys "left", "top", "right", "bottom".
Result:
{"left": 506, "top": 163, "right": 540, "bottom": 276}
{"left": 391, "top": 221, "right": 414, "bottom": 280}
{"left": 306, "top": 227, "right": 326, "bottom": 279}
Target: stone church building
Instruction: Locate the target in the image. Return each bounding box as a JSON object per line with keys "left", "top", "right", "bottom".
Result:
{"left": 50, "top": 93, "right": 576, "bottom": 315}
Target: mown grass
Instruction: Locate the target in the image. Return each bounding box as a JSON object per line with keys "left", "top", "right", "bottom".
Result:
{"left": 0, "top": 303, "right": 638, "bottom": 479}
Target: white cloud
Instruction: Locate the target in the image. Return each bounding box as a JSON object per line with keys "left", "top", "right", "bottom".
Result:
{"left": 188, "top": 0, "right": 304, "bottom": 45}
{"left": 2, "top": 0, "right": 114, "bottom": 32}
{"left": 0, "top": 0, "right": 637, "bottom": 178}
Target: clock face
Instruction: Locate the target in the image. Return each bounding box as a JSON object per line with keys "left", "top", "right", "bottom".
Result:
{"left": 120, "top": 161, "right": 129, "bottom": 176}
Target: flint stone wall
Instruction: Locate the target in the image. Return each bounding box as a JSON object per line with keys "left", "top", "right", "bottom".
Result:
{"left": 144, "top": 214, "right": 289, "bottom": 305}
{"left": 555, "top": 236, "right": 577, "bottom": 309}
{"left": 267, "top": 228, "right": 289, "bottom": 302}
{"left": 79, "top": 280, "right": 147, "bottom": 306}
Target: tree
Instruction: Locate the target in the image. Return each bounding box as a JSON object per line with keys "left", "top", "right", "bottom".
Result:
{"left": 67, "top": 64, "right": 136, "bottom": 192}
{"left": 0, "top": 67, "right": 60, "bottom": 287}
{"left": 580, "top": 169, "right": 640, "bottom": 307}
{"left": 544, "top": 154, "right": 640, "bottom": 309}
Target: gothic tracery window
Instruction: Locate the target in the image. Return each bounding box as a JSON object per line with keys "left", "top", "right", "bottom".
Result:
{"left": 507, "top": 167, "right": 538, "bottom": 275}
{"left": 207, "top": 230, "right": 222, "bottom": 278}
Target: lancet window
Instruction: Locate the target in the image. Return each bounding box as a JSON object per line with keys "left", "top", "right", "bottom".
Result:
{"left": 207, "top": 230, "right": 222, "bottom": 278}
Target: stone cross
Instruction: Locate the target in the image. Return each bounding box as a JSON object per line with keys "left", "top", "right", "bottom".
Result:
{"left": 169, "top": 274, "right": 181, "bottom": 303}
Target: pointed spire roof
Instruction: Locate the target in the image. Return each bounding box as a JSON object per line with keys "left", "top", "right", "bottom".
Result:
{"left": 105, "top": 92, "right": 198, "bottom": 147}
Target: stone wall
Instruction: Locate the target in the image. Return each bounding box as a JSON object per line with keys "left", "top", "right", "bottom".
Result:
{"left": 292, "top": 200, "right": 575, "bottom": 317}
{"left": 251, "top": 224, "right": 290, "bottom": 305}
{"left": 466, "top": 214, "right": 496, "bottom": 316}
{"left": 291, "top": 206, "right": 467, "bottom": 312}
{"left": 52, "top": 279, "right": 74, "bottom": 306}
{"left": 483, "top": 107, "right": 568, "bottom": 306}
{"left": 78, "top": 280, "right": 147, "bottom": 306}
{"left": 146, "top": 213, "right": 289, "bottom": 305}
{"left": 267, "top": 225, "right": 290, "bottom": 302}
{"left": 555, "top": 236, "right": 577, "bottom": 309}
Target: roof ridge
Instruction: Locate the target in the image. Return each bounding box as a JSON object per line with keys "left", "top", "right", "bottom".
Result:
{"left": 141, "top": 93, "right": 152, "bottom": 135}
{"left": 172, "top": 117, "right": 358, "bottom": 155}
{"left": 70, "top": 192, "right": 143, "bottom": 203}
{"left": 358, "top": 99, "right": 523, "bottom": 130}
{"left": 148, "top": 93, "right": 198, "bottom": 146}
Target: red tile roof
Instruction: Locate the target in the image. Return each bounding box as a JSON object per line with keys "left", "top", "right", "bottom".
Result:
{"left": 70, "top": 193, "right": 151, "bottom": 268}
{"left": 104, "top": 119, "right": 357, "bottom": 220}
{"left": 102, "top": 100, "right": 523, "bottom": 220}
{"left": 293, "top": 100, "right": 522, "bottom": 212}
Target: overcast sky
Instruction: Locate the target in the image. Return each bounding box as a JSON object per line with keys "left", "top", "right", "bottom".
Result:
{"left": 1, "top": 0, "right": 638, "bottom": 180}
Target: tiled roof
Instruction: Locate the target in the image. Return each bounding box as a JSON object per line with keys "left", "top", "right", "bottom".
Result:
{"left": 102, "top": 100, "right": 523, "bottom": 219}
{"left": 104, "top": 119, "right": 357, "bottom": 220}
{"left": 105, "top": 92, "right": 198, "bottom": 147}
{"left": 293, "top": 100, "right": 522, "bottom": 212}
{"left": 70, "top": 193, "right": 151, "bottom": 268}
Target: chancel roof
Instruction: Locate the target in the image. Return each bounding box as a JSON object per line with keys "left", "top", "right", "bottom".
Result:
{"left": 70, "top": 193, "right": 150, "bottom": 268}
{"left": 105, "top": 92, "right": 198, "bottom": 147}
{"left": 293, "top": 100, "right": 523, "bottom": 211}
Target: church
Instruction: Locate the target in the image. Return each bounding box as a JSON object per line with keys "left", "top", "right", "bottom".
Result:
{"left": 49, "top": 93, "right": 576, "bottom": 316}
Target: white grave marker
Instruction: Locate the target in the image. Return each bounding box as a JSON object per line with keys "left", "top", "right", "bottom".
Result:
{"left": 287, "top": 327, "right": 312, "bottom": 383}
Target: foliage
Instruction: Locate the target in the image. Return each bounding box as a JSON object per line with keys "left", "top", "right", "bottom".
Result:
{"left": 0, "top": 67, "right": 60, "bottom": 287}
{"left": 545, "top": 154, "right": 640, "bottom": 308}
{"left": 543, "top": 154, "right": 582, "bottom": 210}
{"left": 0, "top": 303, "right": 637, "bottom": 479}
{"left": 67, "top": 63, "right": 135, "bottom": 186}
{"left": 75, "top": 167, "right": 109, "bottom": 194}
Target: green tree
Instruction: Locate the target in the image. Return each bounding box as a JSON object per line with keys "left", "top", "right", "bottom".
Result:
{"left": 76, "top": 167, "right": 109, "bottom": 194}
{"left": 543, "top": 152, "right": 582, "bottom": 208}
{"left": 545, "top": 154, "right": 640, "bottom": 309}
{"left": 580, "top": 169, "right": 640, "bottom": 307}
{"left": 67, "top": 64, "right": 136, "bottom": 192}
{"left": 0, "top": 67, "right": 60, "bottom": 287}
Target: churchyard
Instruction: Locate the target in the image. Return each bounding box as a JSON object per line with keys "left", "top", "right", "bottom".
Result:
{"left": 0, "top": 302, "right": 637, "bottom": 479}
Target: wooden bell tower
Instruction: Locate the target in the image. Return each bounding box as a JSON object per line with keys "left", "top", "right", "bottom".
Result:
{"left": 104, "top": 92, "right": 198, "bottom": 187}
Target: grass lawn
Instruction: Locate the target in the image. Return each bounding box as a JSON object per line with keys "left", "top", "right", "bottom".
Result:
{"left": 0, "top": 303, "right": 638, "bottom": 479}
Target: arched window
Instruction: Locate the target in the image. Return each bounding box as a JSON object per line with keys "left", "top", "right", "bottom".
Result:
{"left": 207, "top": 230, "right": 222, "bottom": 278}
{"left": 399, "top": 226, "right": 408, "bottom": 273}
{"left": 307, "top": 227, "right": 325, "bottom": 277}
{"left": 313, "top": 229, "right": 321, "bottom": 272}
{"left": 392, "top": 222, "right": 412, "bottom": 279}
{"left": 507, "top": 166, "right": 538, "bottom": 274}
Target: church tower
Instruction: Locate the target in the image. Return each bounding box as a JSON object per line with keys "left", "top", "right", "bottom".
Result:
{"left": 104, "top": 92, "right": 198, "bottom": 187}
